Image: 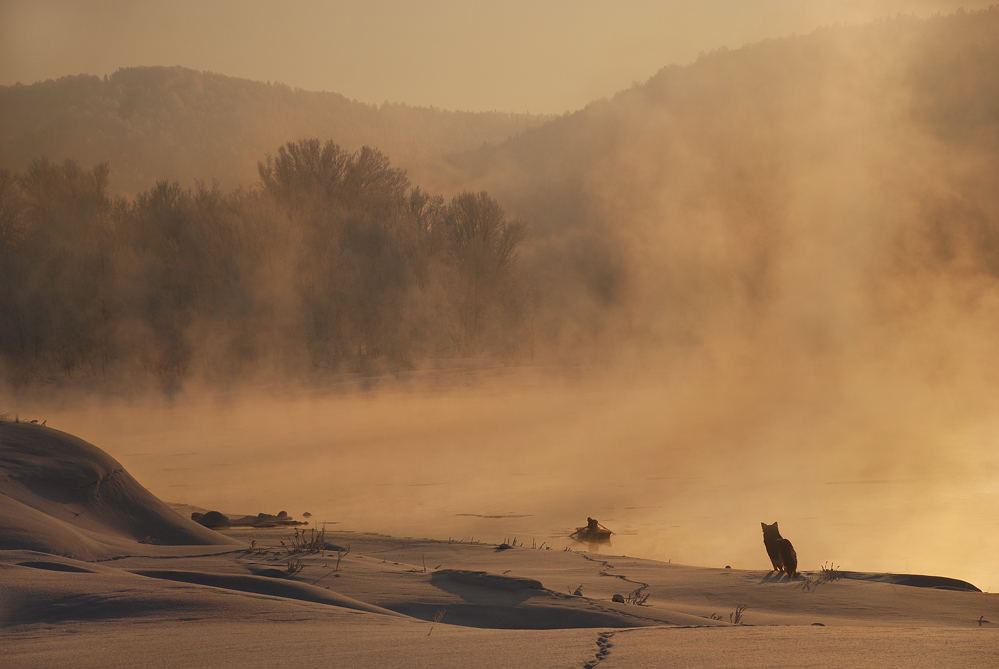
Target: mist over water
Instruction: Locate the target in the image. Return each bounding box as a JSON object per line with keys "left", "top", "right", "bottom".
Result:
{"left": 18, "top": 353, "right": 998, "bottom": 593}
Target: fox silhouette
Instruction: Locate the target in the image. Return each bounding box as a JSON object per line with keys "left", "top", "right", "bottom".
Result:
{"left": 761, "top": 521, "right": 798, "bottom": 578}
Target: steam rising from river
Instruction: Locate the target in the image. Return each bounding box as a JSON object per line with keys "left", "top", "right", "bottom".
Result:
{"left": 18, "top": 355, "right": 998, "bottom": 593}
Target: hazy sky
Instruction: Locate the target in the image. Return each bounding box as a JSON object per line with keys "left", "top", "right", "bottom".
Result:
{"left": 0, "top": 0, "right": 990, "bottom": 112}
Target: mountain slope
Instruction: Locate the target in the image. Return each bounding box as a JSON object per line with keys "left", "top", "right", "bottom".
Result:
{"left": 448, "top": 8, "right": 999, "bottom": 348}
{"left": 0, "top": 66, "right": 548, "bottom": 194}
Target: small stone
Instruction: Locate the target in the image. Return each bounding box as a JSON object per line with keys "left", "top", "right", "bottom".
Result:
{"left": 196, "top": 510, "right": 230, "bottom": 527}
{"left": 612, "top": 593, "right": 625, "bottom": 603}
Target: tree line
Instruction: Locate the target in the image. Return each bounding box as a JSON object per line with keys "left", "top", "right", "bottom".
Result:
{"left": 0, "top": 139, "right": 528, "bottom": 387}
{"left": 0, "top": 66, "right": 549, "bottom": 195}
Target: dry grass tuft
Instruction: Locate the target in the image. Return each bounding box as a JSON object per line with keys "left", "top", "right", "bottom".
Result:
{"left": 819, "top": 561, "right": 843, "bottom": 582}
{"left": 624, "top": 587, "right": 650, "bottom": 606}
{"left": 286, "top": 559, "right": 305, "bottom": 575}
{"left": 800, "top": 561, "right": 845, "bottom": 592}
{"left": 730, "top": 604, "right": 748, "bottom": 625}
{"left": 333, "top": 544, "right": 350, "bottom": 571}
{"left": 427, "top": 609, "right": 447, "bottom": 636}
{"left": 281, "top": 527, "right": 326, "bottom": 555}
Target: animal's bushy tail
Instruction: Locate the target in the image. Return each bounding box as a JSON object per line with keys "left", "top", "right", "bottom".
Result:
{"left": 778, "top": 539, "right": 798, "bottom": 578}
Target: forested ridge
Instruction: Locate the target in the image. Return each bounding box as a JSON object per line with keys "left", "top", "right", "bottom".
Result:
{"left": 3, "top": 9, "right": 999, "bottom": 390}
{"left": 452, "top": 8, "right": 999, "bottom": 351}
{"left": 0, "top": 66, "right": 549, "bottom": 195}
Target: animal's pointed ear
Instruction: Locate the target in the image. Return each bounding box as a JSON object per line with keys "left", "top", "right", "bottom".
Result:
{"left": 761, "top": 522, "right": 766, "bottom": 529}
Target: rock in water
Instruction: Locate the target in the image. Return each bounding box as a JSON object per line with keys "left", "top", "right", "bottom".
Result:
{"left": 195, "top": 511, "right": 231, "bottom": 528}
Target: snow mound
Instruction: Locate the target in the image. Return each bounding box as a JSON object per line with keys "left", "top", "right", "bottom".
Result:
{"left": 0, "top": 421, "right": 241, "bottom": 559}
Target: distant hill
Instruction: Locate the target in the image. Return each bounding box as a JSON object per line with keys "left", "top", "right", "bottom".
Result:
{"left": 0, "top": 66, "right": 549, "bottom": 194}
{"left": 448, "top": 8, "right": 999, "bottom": 345}
{"left": 3, "top": 9, "right": 999, "bottom": 387}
